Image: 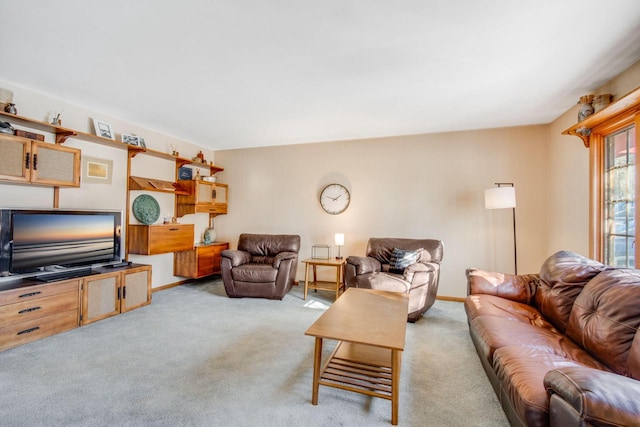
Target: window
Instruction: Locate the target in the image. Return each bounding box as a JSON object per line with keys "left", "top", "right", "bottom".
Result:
{"left": 603, "top": 126, "right": 635, "bottom": 267}
{"left": 571, "top": 87, "right": 640, "bottom": 267}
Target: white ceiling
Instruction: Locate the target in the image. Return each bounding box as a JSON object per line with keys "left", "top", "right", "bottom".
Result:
{"left": 2, "top": 1, "right": 640, "bottom": 150}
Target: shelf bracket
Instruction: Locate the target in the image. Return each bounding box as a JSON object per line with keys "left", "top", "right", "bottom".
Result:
{"left": 55, "top": 131, "right": 77, "bottom": 144}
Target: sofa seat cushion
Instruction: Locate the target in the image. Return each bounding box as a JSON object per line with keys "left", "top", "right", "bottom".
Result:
{"left": 465, "top": 294, "right": 546, "bottom": 324}
{"left": 470, "top": 315, "right": 607, "bottom": 369}
{"left": 352, "top": 272, "right": 410, "bottom": 293}
{"left": 493, "top": 346, "right": 600, "bottom": 427}
{"left": 231, "top": 263, "right": 278, "bottom": 283}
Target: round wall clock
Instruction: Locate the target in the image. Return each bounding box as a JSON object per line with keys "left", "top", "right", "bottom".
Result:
{"left": 320, "top": 183, "right": 351, "bottom": 215}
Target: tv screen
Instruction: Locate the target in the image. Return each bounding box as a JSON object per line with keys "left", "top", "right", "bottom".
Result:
{"left": 0, "top": 209, "right": 122, "bottom": 275}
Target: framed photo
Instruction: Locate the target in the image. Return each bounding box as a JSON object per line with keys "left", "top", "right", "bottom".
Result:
{"left": 121, "top": 134, "right": 141, "bottom": 146}
{"left": 92, "top": 118, "right": 115, "bottom": 140}
{"left": 178, "top": 166, "right": 192, "bottom": 180}
{"left": 82, "top": 156, "right": 113, "bottom": 185}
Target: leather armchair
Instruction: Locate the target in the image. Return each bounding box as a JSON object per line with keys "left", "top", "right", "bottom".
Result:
{"left": 345, "top": 237, "right": 444, "bottom": 321}
{"left": 221, "top": 233, "right": 300, "bottom": 300}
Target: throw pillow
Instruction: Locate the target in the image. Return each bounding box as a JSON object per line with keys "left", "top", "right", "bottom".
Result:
{"left": 389, "top": 248, "right": 419, "bottom": 274}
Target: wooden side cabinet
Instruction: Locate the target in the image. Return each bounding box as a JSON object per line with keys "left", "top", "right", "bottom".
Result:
{"left": 174, "top": 242, "right": 229, "bottom": 278}
{"left": 0, "top": 279, "right": 81, "bottom": 351}
{"left": 0, "top": 134, "right": 81, "bottom": 187}
{"left": 128, "top": 224, "right": 195, "bottom": 255}
{"left": 81, "top": 265, "right": 151, "bottom": 325}
{"left": 176, "top": 180, "right": 228, "bottom": 217}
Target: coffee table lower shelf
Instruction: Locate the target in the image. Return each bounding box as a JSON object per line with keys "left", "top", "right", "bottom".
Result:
{"left": 320, "top": 341, "right": 394, "bottom": 399}
{"left": 313, "top": 340, "right": 402, "bottom": 424}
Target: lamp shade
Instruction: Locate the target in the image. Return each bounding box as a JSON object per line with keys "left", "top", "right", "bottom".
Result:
{"left": 334, "top": 233, "right": 345, "bottom": 246}
{"left": 484, "top": 187, "right": 516, "bottom": 209}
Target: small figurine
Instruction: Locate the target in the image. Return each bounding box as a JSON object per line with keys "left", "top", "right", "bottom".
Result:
{"left": 4, "top": 103, "right": 17, "bottom": 115}
{"left": 51, "top": 113, "right": 62, "bottom": 126}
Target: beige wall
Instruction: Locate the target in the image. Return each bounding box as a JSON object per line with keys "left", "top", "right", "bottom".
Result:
{"left": 2, "top": 60, "right": 638, "bottom": 296}
{"left": 215, "top": 125, "right": 550, "bottom": 298}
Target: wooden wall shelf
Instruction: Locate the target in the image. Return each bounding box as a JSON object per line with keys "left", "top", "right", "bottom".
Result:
{"left": 0, "top": 111, "right": 225, "bottom": 175}
{"left": 563, "top": 86, "right": 640, "bottom": 147}
{"left": 128, "top": 176, "right": 189, "bottom": 195}
{"left": 0, "top": 110, "right": 122, "bottom": 146}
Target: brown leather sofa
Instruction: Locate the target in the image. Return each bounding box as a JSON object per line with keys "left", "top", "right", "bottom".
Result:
{"left": 465, "top": 250, "right": 640, "bottom": 427}
{"left": 345, "top": 237, "right": 444, "bottom": 322}
{"left": 221, "top": 233, "right": 300, "bottom": 300}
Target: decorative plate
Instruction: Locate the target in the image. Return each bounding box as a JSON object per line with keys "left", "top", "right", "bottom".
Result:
{"left": 132, "top": 194, "right": 160, "bottom": 225}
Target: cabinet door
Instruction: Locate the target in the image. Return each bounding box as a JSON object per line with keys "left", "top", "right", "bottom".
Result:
{"left": 212, "top": 243, "right": 229, "bottom": 274}
{"left": 121, "top": 267, "right": 151, "bottom": 312}
{"left": 31, "top": 141, "right": 81, "bottom": 187}
{"left": 82, "top": 272, "right": 121, "bottom": 325}
{"left": 197, "top": 246, "right": 215, "bottom": 277}
{"left": 0, "top": 135, "right": 30, "bottom": 182}
{"left": 195, "top": 181, "right": 214, "bottom": 204}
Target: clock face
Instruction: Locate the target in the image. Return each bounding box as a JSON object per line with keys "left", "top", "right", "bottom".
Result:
{"left": 320, "top": 184, "right": 350, "bottom": 215}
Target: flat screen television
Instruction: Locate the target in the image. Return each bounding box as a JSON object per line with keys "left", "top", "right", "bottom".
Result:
{"left": 0, "top": 209, "right": 122, "bottom": 276}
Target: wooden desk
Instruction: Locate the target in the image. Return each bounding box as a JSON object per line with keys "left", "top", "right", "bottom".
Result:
{"left": 302, "top": 258, "right": 346, "bottom": 300}
{"left": 305, "top": 288, "right": 409, "bottom": 425}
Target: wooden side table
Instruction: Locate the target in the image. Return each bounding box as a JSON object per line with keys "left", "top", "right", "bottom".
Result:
{"left": 302, "top": 258, "right": 346, "bottom": 300}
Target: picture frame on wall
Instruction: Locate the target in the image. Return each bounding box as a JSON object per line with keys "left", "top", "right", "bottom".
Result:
{"left": 92, "top": 118, "right": 115, "bottom": 140}
{"left": 82, "top": 155, "right": 113, "bottom": 185}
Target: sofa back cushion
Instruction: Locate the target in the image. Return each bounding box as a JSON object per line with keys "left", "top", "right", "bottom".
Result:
{"left": 535, "top": 251, "right": 607, "bottom": 333}
{"left": 566, "top": 269, "right": 640, "bottom": 377}
{"left": 238, "top": 234, "right": 300, "bottom": 257}
{"left": 366, "top": 238, "right": 443, "bottom": 265}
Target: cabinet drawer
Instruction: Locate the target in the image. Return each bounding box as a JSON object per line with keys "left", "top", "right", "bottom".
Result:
{"left": 0, "top": 279, "right": 80, "bottom": 307}
{"left": 0, "top": 309, "right": 78, "bottom": 351}
{"left": 0, "top": 290, "right": 78, "bottom": 328}
{"left": 128, "top": 224, "right": 194, "bottom": 255}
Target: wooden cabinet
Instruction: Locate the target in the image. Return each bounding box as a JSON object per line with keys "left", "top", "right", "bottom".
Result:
{"left": 0, "top": 134, "right": 80, "bottom": 187}
{"left": 81, "top": 265, "right": 151, "bottom": 325}
{"left": 174, "top": 242, "right": 229, "bottom": 278}
{"left": 128, "top": 224, "right": 194, "bottom": 255}
{"left": 0, "top": 279, "right": 80, "bottom": 351}
{"left": 176, "top": 180, "right": 229, "bottom": 217}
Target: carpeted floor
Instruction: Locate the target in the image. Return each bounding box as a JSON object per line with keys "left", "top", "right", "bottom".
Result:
{"left": 0, "top": 279, "right": 508, "bottom": 426}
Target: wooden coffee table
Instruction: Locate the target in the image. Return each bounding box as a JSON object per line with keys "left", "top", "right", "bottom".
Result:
{"left": 305, "top": 288, "right": 409, "bottom": 425}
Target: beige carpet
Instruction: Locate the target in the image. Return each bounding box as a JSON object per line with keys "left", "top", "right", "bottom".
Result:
{"left": 0, "top": 279, "right": 508, "bottom": 426}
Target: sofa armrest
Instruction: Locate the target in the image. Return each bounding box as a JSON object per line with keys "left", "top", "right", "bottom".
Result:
{"left": 346, "top": 256, "right": 381, "bottom": 275}
{"left": 465, "top": 268, "right": 538, "bottom": 305}
{"left": 544, "top": 366, "right": 640, "bottom": 427}
{"left": 272, "top": 251, "right": 297, "bottom": 269}
{"left": 221, "top": 249, "right": 252, "bottom": 267}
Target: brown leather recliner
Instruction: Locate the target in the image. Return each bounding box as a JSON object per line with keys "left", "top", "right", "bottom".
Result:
{"left": 221, "top": 233, "right": 300, "bottom": 300}
{"left": 344, "top": 237, "right": 444, "bottom": 321}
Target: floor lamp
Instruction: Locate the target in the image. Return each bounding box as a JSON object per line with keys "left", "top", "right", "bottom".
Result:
{"left": 484, "top": 183, "right": 517, "bottom": 274}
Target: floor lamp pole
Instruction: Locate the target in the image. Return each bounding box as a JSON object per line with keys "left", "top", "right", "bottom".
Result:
{"left": 512, "top": 206, "right": 517, "bottom": 275}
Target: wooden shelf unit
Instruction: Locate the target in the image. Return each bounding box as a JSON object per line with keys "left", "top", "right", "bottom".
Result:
{"left": 174, "top": 242, "right": 229, "bottom": 278}
{"left": 563, "top": 86, "right": 640, "bottom": 147}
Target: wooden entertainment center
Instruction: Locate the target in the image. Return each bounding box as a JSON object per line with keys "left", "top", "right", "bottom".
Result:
{"left": 0, "top": 263, "right": 151, "bottom": 351}
{"left": 0, "top": 109, "right": 229, "bottom": 351}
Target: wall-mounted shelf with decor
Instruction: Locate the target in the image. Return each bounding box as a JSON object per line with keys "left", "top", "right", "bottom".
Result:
{"left": 563, "top": 86, "right": 640, "bottom": 147}
{"left": 0, "top": 110, "right": 123, "bottom": 146}
{"left": 0, "top": 111, "right": 226, "bottom": 175}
